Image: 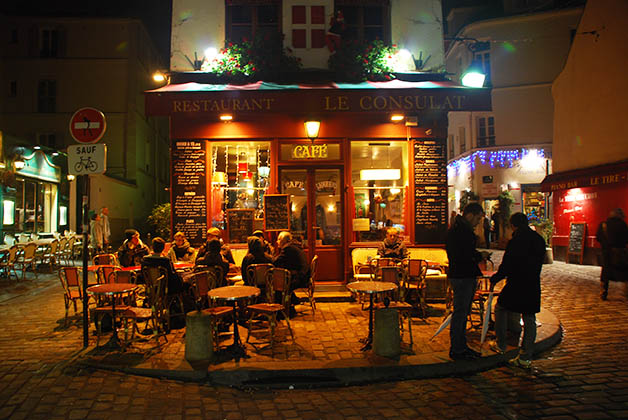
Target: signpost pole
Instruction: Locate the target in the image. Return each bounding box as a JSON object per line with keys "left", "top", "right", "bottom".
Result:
{"left": 81, "top": 177, "right": 89, "bottom": 348}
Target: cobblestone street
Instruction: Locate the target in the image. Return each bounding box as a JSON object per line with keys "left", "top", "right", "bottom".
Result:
{"left": 1, "top": 255, "right": 628, "bottom": 419}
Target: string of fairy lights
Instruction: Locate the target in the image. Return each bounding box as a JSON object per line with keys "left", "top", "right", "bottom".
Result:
{"left": 447, "top": 148, "right": 546, "bottom": 178}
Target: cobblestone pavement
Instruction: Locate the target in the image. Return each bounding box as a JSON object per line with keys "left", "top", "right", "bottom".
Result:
{"left": 1, "top": 254, "right": 628, "bottom": 419}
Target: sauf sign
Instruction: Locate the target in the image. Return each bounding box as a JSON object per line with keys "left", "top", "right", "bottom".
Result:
{"left": 68, "top": 144, "right": 107, "bottom": 175}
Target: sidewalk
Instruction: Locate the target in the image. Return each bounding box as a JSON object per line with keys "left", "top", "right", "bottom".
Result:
{"left": 0, "top": 251, "right": 562, "bottom": 389}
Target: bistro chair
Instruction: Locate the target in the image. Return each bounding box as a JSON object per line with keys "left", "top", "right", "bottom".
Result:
{"left": 374, "top": 265, "right": 415, "bottom": 346}
{"left": 97, "top": 265, "right": 119, "bottom": 284}
{"left": 58, "top": 267, "right": 87, "bottom": 326}
{"left": 369, "top": 257, "right": 399, "bottom": 281}
{"left": 40, "top": 239, "right": 59, "bottom": 272}
{"left": 56, "top": 237, "right": 68, "bottom": 266}
{"left": 141, "top": 265, "right": 181, "bottom": 333}
{"left": 0, "top": 245, "right": 19, "bottom": 281}
{"left": 403, "top": 259, "right": 429, "bottom": 318}
{"left": 14, "top": 242, "right": 38, "bottom": 281}
{"left": 294, "top": 255, "right": 318, "bottom": 314}
{"left": 246, "top": 267, "right": 294, "bottom": 349}
{"left": 191, "top": 268, "right": 233, "bottom": 347}
{"left": 93, "top": 253, "right": 119, "bottom": 266}
{"left": 246, "top": 263, "right": 274, "bottom": 299}
{"left": 3, "top": 234, "right": 16, "bottom": 246}
{"left": 471, "top": 259, "right": 498, "bottom": 327}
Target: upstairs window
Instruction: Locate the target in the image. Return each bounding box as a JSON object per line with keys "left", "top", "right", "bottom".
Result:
{"left": 337, "top": 2, "right": 390, "bottom": 44}
{"left": 290, "top": 5, "right": 326, "bottom": 49}
{"left": 37, "top": 80, "right": 56, "bottom": 113}
{"left": 37, "top": 133, "right": 57, "bottom": 149}
{"left": 226, "top": 1, "right": 280, "bottom": 43}
{"left": 40, "top": 28, "right": 59, "bottom": 57}
{"left": 9, "top": 81, "right": 17, "bottom": 98}
{"left": 459, "top": 127, "right": 466, "bottom": 154}
{"left": 477, "top": 116, "right": 495, "bottom": 147}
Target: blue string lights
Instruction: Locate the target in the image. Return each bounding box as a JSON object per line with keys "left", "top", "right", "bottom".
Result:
{"left": 447, "top": 148, "right": 545, "bottom": 177}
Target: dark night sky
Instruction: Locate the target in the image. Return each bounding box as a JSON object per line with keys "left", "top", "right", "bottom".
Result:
{"left": 1, "top": 0, "right": 172, "bottom": 63}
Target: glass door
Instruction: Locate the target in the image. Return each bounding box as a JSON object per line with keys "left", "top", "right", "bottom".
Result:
{"left": 280, "top": 167, "right": 344, "bottom": 281}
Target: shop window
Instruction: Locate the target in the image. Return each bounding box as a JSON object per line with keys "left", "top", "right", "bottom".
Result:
{"left": 351, "top": 141, "right": 407, "bottom": 242}
{"left": 3, "top": 201, "right": 15, "bottom": 225}
{"left": 37, "top": 79, "right": 56, "bottom": 113}
{"left": 226, "top": 2, "right": 280, "bottom": 43}
{"left": 13, "top": 178, "right": 57, "bottom": 233}
{"left": 522, "top": 189, "right": 547, "bottom": 221}
{"left": 337, "top": 3, "right": 390, "bottom": 44}
{"left": 210, "top": 141, "right": 271, "bottom": 236}
{"left": 478, "top": 116, "right": 495, "bottom": 147}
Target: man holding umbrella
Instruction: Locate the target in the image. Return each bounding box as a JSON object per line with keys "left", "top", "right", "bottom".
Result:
{"left": 489, "top": 212, "right": 546, "bottom": 368}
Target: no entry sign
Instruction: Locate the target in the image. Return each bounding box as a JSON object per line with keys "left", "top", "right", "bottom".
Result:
{"left": 69, "top": 107, "right": 106, "bottom": 143}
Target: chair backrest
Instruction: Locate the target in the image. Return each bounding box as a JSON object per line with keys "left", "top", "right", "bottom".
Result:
{"left": 17, "top": 233, "right": 30, "bottom": 243}
{"left": 58, "top": 237, "right": 67, "bottom": 252}
{"left": 266, "top": 267, "right": 291, "bottom": 304}
{"left": 406, "top": 258, "right": 428, "bottom": 280}
{"left": 192, "top": 266, "right": 222, "bottom": 304}
{"left": 247, "top": 263, "right": 274, "bottom": 287}
{"left": 21, "top": 242, "right": 37, "bottom": 259}
{"left": 142, "top": 267, "right": 167, "bottom": 314}
{"left": 310, "top": 255, "right": 319, "bottom": 283}
{"left": 97, "top": 264, "right": 118, "bottom": 284}
{"left": 93, "top": 253, "right": 119, "bottom": 266}
{"left": 48, "top": 239, "right": 59, "bottom": 254}
{"left": 380, "top": 265, "right": 402, "bottom": 285}
{"left": 3, "top": 234, "right": 16, "bottom": 246}
{"left": 59, "top": 267, "right": 82, "bottom": 297}
{"left": 350, "top": 247, "right": 379, "bottom": 275}
{"left": 6, "top": 245, "right": 19, "bottom": 263}
{"left": 369, "top": 257, "right": 397, "bottom": 280}
{"left": 108, "top": 269, "right": 136, "bottom": 284}
{"left": 142, "top": 265, "right": 168, "bottom": 291}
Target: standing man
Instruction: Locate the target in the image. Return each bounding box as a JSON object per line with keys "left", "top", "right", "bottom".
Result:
{"left": 596, "top": 208, "right": 628, "bottom": 300}
{"left": 446, "top": 202, "right": 488, "bottom": 360}
{"left": 489, "top": 212, "right": 546, "bottom": 368}
{"left": 99, "top": 207, "right": 111, "bottom": 250}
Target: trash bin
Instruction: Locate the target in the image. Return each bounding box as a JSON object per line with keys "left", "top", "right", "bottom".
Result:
{"left": 374, "top": 308, "right": 400, "bottom": 357}
{"left": 185, "top": 311, "right": 213, "bottom": 368}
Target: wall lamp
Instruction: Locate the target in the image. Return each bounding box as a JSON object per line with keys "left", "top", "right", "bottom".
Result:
{"left": 445, "top": 37, "right": 489, "bottom": 88}
{"left": 13, "top": 158, "right": 25, "bottom": 170}
{"left": 152, "top": 71, "right": 169, "bottom": 84}
{"left": 390, "top": 114, "right": 404, "bottom": 122}
{"left": 304, "top": 120, "right": 321, "bottom": 143}
{"left": 220, "top": 114, "right": 233, "bottom": 122}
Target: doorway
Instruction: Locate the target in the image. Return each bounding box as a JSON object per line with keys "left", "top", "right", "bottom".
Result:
{"left": 279, "top": 167, "right": 344, "bottom": 281}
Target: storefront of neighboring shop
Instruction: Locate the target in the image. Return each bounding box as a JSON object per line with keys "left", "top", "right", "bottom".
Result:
{"left": 541, "top": 160, "right": 628, "bottom": 265}
{"left": 1, "top": 149, "right": 67, "bottom": 239}
{"left": 145, "top": 79, "right": 491, "bottom": 282}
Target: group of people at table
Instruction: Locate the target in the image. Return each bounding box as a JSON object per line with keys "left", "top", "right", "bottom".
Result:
{"left": 108, "top": 226, "right": 310, "bottom": 318}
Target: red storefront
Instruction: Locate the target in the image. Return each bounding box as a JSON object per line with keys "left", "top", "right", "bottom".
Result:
{"left": 145, "top": 78, "right": 491, "bottom": 282}
{"left": 541, "top": 160, "right": 628, "bottom": 264}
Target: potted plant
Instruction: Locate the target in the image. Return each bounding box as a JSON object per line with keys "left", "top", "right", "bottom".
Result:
{"left": 531, "top": 218, "right": 554, "bottom": 264}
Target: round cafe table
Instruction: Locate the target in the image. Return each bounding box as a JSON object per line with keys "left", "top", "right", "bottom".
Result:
{"left": 208, "top": 285, "right": 260, "bottom": 360}
{"left": 87, "top": 283, "right": 137, "bottom": 349}
{"left": 347, "top": 281, "right": 397, "bottom": 351}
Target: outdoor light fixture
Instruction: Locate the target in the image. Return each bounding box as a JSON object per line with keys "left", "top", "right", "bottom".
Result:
{"left": 152, "top": 71, "right": 168, "bottom": 83}
{"left": 33, "top": 145, "right": 41, "bottom": 150}
{"left": 220, "top": 114, "right": 233, "bottom": 121}
{"left": 13, "top": 158, "right": 25, "bottom": 170}
{"left": 390, "top": 114, "right": 404, "bottom": 122}
{"left": 67, "top": 174, "right": 76, "bottom": 181}
{"left": 461, "top": 60, "right": 486, "bottom": 88}
{"left": 360, "top": 169, "right": 401, "bottom": 181}
{"left": 258, "top": 166, "right": 270, "bottom": 177}
{"left": 52, "top": 152, "right": 59, "bottom": 157}
{"left": 304, "top": 120, "right": 321, "bottom": 142}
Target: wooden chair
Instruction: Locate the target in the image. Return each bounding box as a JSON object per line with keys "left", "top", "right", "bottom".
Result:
{"left": 369, "top": 257, "right": 399, "bottom": 281}
{"left": 404, "top": 259, "right": 429, "bottom": 318}
{"left": 141, "top": 265, "right": 183, "bottom": 332}
{"left": 3, "top": 234, "right": 16, "bottom": 246}
{"left": 246, "top": 263, "right": 274, "bottom": 295}
{"left": 58, "top": 267, "right": 87, "bottom": 325}
{"left": 191, "top": 268, "right": 233, "bottom": 347}
{"left": 97, "top": 265, "right": 119, "bottom": 284}
{"left": 56, "top": 237, "right": 68, "bottom": 266}
{"left": 471, "top": 260, "right": 497, "bottom": 327}
{"left": 374, "top": 265, "right": 415, "bottom": 346}
{"left": 40, "top": 239, "right": 59, "bottom": 272}
{"left": 14, "top": 242, "right": 38, "bottom": 280}
{"left": 294, "top": 255, "right": 318, "bottom": 314}
{"left": 0, "top": 245, "right": 19, "bottom": 281}
{"left": 93, "top": 253, "right": 119, "bottom": 266}
{"left": 246, "top": 267, "right": 294, "bottom": 348}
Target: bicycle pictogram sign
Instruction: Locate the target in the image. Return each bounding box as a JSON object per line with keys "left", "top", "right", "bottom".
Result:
{"left": 68, "top": 144, "right": 107, "bottom": 175}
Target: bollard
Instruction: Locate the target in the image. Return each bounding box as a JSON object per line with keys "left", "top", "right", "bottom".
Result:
{"left": 374, "top": 308, "right": 400, "bottom": 357}
{"left": 185, "top": 311, "right": 214, "bottom": 369}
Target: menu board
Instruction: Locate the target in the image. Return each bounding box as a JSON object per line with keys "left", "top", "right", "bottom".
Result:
{"left": 567, "top": 222, "right": 586, "bottom": 264}
{"left": 171, "top": 140, "right": 207, "bottom": 247}
{"left": 226, "top": 209, "right": 255, "bottom": 243}
{"left": 414, "top": 139, "right": 448, "bottom": 244}
{"left": 264, "top": 194, "right": 290, "bottom": 231}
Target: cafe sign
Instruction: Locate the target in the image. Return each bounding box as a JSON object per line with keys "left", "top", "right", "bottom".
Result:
{"left": 291, "top": 144, "right": 328, "bottom": 159}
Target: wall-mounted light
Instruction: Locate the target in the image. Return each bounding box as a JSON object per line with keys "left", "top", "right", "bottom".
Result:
{"left": 390, "top": 114, "right": 404, "bottom": 122}
{"left": 152, "top": 71, "right": 168, "bottom": 83}
{"left": 360, "top": 169, "right": 401, "bottom": 181}
{"left": 13, "top": 158, "right": 25, "bottom": 170}
{"left": 67, "top": 174, "right": 76, "bottom": 181}
{"left": 220, "top": 114, "right": 233, "bottom": 122}
{"left": 461, "top": 60, "right": 486, "bottom": 88}
{"left": 33, "top": 145, "right": 41, "bottom": 150}
{"left": 304, "top": 120, "right": 321, "bottom": 142}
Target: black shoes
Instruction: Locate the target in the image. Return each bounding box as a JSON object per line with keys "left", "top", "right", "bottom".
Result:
{"left": 450, "top": 347, "right": 482, "bottom": 360}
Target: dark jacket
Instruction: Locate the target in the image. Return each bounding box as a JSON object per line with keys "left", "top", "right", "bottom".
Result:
{"left": 195, "top": 252, "right": 230, "bottom": 286}
{"left": 273, "top": 242, "right": 310, "bottom": 289}
{"left": 492, "top": 225, "right": 546, "bottom": 314}
{"left": 377, "top": 238, "right": 408, "bottom": 260}
{"left": 117, "top": 240, "right": 150, "bottom": 267}
{"left": 142, "top": 254, "right": 186, "bottom": 295}
{"left": 196, "top": 240, "right": 235, "bottom": 265}
{"left": 446, "top": 215, "right": 483, "bottom": 279}
{"left": 241, "top": 252, "right": 273, "bottom": 284}
{"left": 168, "top": 240, "right": 194, "bottom": 263}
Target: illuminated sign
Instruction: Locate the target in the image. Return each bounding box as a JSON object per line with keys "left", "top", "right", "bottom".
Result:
{"left": 291, "top": 144, "right": 328, "bottom": 159}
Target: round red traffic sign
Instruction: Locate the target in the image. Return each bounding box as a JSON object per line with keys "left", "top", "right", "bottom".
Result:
{"left": 69, "top": 107, "right": 107, "bottom": 144}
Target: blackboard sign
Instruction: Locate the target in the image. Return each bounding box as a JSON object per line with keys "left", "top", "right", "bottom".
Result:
{"left": 264, "top": 194, "right": 290, "bottom": 232}
{"left": 567, "top": 222, "right": 586, "bottom": 264}
{"left": 171, "top": 140, "right": 207, "bottom": 247}
{"left": 413, "top": 139, "right": 448, "bottom": 244}
{"left": 226, "top": 209, "right": 255, "bottom": 243}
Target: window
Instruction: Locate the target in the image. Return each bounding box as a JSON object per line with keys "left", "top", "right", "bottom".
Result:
{"left": 9, "top": 81, "right": 17, "bottom": 98}
{"left": 474, "top": 51, "right": 491, "bottom": 84}
{"left": 37, "top": 133, "right": 56, "bottom": 149}
{"left": 290, "top": 5, "right": 326, "bottom": 49}
{"left": 459, "top": 127, "right": 466, "bottom": 153}
{"left": 40, "top": 28, "right": 59, "bottom": 57}
{"left": 11, "top": 28, "right": 18, "bottom": 44}
{"left": 351, "top": 141, "right": 408, "bottom": 242}
{"left": 226, "top": 2, "right": 280, "bottom": 43}
{"left": 448, "top": 135, "right": 454, "bottom": 159}
{"left": 37, "top": 80, "right": 56, "bottom": 113}
{"left": 337, "top": 2, "right": 390, "bottom": 44}
{"left": 478, "top": 116, "right": 495, "bottom": 147}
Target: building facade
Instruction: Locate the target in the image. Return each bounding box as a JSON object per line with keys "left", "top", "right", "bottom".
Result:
{"left": 146, "top": 0, "right": 491, "bottom": 282}
{"left": 444, "top": 2, "right": 583, "bottom": 245}
{"left": 0, "top": 15, "right": 170, "bottom": 243}
{"left": 542, "top": 0, "right": 628, "bottom": 264}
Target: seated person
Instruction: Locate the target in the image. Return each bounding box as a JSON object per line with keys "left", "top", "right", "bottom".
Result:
{"left": 195, "top": 238, "right": 230, "bottom": 287}
{"left": 273, "top": 231, "right": 310, "bottom": 291}
{"left": 167, "top": 231, "right": 195, "bottom": 263}
{"left": 252, "top": 230, "right": 274, "bottom": 255}
{"left": 117, "top": 229, "right": 150, "bottom": 267}
{"left": 241, "top": 236, "right": 273, "bottom": 284}
{"left": 196, "top": 227, "right": 235, "bottom": 271}
{"left": 142, "top": 237, "right": 187, "bottom": 296}
{"left": 377, "top": 227, "right": 408, "bottom": 261}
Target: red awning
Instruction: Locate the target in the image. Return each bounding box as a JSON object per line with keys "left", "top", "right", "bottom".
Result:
{"left": 540, "top": 160, "right": 628, "bottom": 192}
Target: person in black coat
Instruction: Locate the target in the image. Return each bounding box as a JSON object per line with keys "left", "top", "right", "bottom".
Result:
{"left": 596, "top": 208, "right": 628, "bottom": 300}
{"left": 489, "top": 212, "right": 546, "bottom": 367}
{"left": 446, "top": 202, "right": 489, "bottom": 360}
{"left": 142, "top": 237, "right": 187, "bottom": 296}
{"left": 195, "top": 239, "right": 230, "bottom": 287}
{"left": 273, "top": 231, "right": 310, "bottom": 291}
{"left": 241, "top": 236, "right": 273, "bottom": 285}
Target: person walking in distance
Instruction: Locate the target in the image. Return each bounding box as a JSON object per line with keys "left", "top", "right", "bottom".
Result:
{"left": 99, "top": 207, "right": 111, "bottom": 251}
{"left": 596, "top": 208, "right": 628, "bottom": 300}
{"left": 488, "top": 212, "right": 546, "bottom": 368}
{"left": 446, "top": 203, "right": 490, "bottom": 360}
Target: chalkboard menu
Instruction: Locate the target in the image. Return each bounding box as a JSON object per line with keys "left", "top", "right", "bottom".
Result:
{"left": 264, "top": 194, "right": 290, "bottom": 231}
{"left": 567, "top": 222, "right": 586, "bottom": 264}
{"left": 171, "top": 140, "right": 207, "bottom": 247}
{"left": 226, "top": 209, "right": 255, "bottom": 243}
{"left": 414, "top": 139, "right": 448, "bottom": 244}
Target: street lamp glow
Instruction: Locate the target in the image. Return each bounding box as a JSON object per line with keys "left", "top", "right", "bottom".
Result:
{"left": 461, "top": 71, "right": 486, "bottom": 88}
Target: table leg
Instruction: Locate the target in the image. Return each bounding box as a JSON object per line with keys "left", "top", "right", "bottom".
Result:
{"left": 101, "top": 294, "right": 123, "bottom": 350}
{"left": 361, "top": 293, "right": 374, "bottom": 351}
{"left": 227, "top": 300, "right": 248, "bottom": 360}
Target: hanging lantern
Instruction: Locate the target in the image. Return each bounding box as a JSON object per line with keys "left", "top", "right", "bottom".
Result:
{"left": 238, "top": 162, "right": 248, "bottom": 173}
{"left": 212, "top": 171, "right": 227, "bottom": 185}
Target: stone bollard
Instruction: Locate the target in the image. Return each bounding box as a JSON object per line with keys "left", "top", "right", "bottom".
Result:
{"left": 185, "top": 311, "right": 213, "bottom": 369}
{"left": 374, "top": 308, "right": 400, "bottom": 357}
